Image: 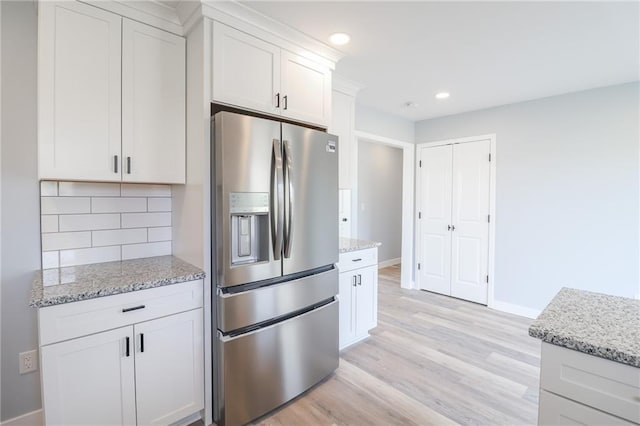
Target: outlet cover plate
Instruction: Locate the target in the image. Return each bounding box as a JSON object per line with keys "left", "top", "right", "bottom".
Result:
{"left": 19, "top": 350, "right": 38, "bottom": 374}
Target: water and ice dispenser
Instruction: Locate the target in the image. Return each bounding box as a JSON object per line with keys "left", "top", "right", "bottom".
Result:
{"left": 229, "top": 192, "right": 270, "bottom": 266}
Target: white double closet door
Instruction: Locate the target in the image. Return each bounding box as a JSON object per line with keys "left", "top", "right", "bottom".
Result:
{"left": 418, "top": 140, "right": 491, "bottom": 304}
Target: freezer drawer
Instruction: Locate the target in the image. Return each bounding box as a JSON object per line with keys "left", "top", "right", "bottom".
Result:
{"left": 217, "top": 268, "right": 338, "bottom": 333}
{"left": 218, "top": 300, "right": 338, "bottom": 426}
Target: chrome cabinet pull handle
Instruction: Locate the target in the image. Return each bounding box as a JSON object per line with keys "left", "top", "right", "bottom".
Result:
{"left": 283, "top": 95, "right": 288, "bottom": 110}
{"left": 125, "top": 337, "right": 130, "bottom": 357}
{"left": 114, "top": 155, "right": 119, "bottom": 173}
{"left": 275, "top": 93, "right": 280, "bottom": 108}
{"left": 140, "top": 333, "right": 144, "bottom": 353}
{"left": 352, "top": 275, "right": 357, "bottom": 287}
{"left": 126, "top": 156, "right": 131, "bottom": 174}
{"left": 447, "top": 225, "right": 451, "bottom": 231}
{"left": 352, "top": 258, "right": 362, "bottom": 262}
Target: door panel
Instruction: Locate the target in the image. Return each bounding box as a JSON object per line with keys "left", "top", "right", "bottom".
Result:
{"left": 122, "top": 19, "right": 185, "bottom": 184}
{"left": 338, "top": 272, "right": 356, "bottom": 348}
{"left": 212, "top": 22, "right": 280, "bottom": 115}
{"left": 451, "top": 141, "right": 490, "bottom": 304}
{"left": 214, "top": 112, "right": 282, "bottom": 287}
{"left": 282, "top": 124, "right": 339, "bottom": 275}
{"left": 134, "top": 309, "right": 204, "bottom": 425}
{"left": 280, "top": 51, "right": 331, "bottom": 126}
{"left": 418, "top": 145, "right": 452, "bottom": 295}
{"left": 355, "top": 266, "right": 377, "bottom": 335}
{"left": 41, "top": 327, "right": 136, "bottom": 426}
{"left": 38, "top": 1, "right": 122, "bottom": 181}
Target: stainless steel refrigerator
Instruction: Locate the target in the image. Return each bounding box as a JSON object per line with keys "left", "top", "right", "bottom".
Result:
{"left": 211, "top": 111, "right": 339, "bottom": 426}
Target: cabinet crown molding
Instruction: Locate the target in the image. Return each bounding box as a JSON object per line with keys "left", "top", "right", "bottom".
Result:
{"left": 333, "top": 74, "right": 365, "bottom": 97}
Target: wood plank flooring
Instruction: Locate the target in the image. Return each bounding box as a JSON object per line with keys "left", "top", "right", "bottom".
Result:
{"left": 253, "top": 265, "right": 541, "bottom": 425}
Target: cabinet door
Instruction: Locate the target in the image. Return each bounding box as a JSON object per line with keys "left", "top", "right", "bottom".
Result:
{"left": 41, "top": 327, "right": 136, "bottom": 426}
{"left": 356, "top": 265, "right": 378, "bottom": 336}
{"left": 280, "top": 50, "right": 332, "bottom": 127}
{"left": 212, "top": 23, "right": 280, "bottom": 115}
{"left": 338, "top": 272, "right": 357, "bottom": 349}
{"left": 122, "top": 19, "right": 186, "bottom": 184}
{"left": 38, "top": 1, "right": 122, "bottom": 181}
{"left": 134, "top": 309, "right": 204, "bottom": 425}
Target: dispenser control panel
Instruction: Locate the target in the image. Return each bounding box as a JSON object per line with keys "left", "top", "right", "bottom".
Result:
{"left": 229, "top": 192, "right": 269, "bottom": 214}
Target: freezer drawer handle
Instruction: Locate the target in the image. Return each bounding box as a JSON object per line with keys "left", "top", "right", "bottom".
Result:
{"left": 122, "top": 305, "right": 145, "bottom": 313}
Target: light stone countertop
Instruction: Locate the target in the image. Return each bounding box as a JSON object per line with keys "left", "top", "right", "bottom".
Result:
{"left": 339, "top": 237, "right": 382, "bottom": 253}
{"left": 529, "top": 287, "right": 640, "bottom": 367}
{"left": 30, "top": 255, "right": 205, "bottom": 308}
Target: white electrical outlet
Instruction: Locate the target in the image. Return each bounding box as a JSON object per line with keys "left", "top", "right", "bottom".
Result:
{"left": 19, "top": 350, "right": 38, "bottom": 374}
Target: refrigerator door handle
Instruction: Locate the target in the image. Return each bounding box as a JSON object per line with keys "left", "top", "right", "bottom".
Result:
{"left": 271, "top": 138, "right": 284, "bottom": 260}
{"left": 283, "top": 140, "right": 294, "bottom": 258}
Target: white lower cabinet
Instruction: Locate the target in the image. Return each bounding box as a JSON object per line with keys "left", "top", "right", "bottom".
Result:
{"left": 338, "top": 247, "right": 378, "bottom": 350}
{"left": 41, "top": 327, "right": 137, "bottom": 426}
{"left": 537, "top": 342, "right": 640, "bottom": 425}
{"left": 39, "top": 282, "right": 204, "bottom": 426}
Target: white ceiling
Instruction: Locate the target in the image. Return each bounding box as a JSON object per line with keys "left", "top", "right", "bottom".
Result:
{"left": 242, "top": 1, "right": 639, "bottom": 121}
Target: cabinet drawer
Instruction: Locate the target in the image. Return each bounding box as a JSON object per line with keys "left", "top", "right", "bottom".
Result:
{"left": 338, "top": 248, "right": 377, "bottom": 272}
{"left": 39, "top": 280, "right": 203, "bottom": 346}
{"left": 540, "top": 343, "right": 640, "bottom": 424}
{"left": 538, "top": 390, "right": 634, "bottom": 425}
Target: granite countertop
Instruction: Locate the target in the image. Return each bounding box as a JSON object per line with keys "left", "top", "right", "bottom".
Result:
{"left": 339, "top": 237, "right": 382, "bottom": 253}
{"left": 30, "top": 255, "right": 205, "bottom": 308}
{"left": 529, "top": 287, "right": 640, "bottom": 367}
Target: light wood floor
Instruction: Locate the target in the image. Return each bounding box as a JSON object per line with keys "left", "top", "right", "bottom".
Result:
{"left": 253, "top": 265, "right": 541, "bottom": 425}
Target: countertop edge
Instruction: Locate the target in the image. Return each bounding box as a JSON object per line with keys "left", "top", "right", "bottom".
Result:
{"left": 30, "top": 271, "right": 206, "bottom": 309}
{"left": 528, "top": 324, "right": 640, "bottom": 368}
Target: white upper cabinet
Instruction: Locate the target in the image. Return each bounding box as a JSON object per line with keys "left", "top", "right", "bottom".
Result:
{"left": 122, "top": 19, "right": 186, "bottom": 184}
{"left": 280, "top": 50, "right": 331, "bottom": 126}
{"left": 38, "top": 1, "right": 186, "bottom": 184}
{"left": 212, "top": 23, "right": 281, "bottom": 115}
{"left": 211, "top": 22, "right": 332, "bottom": 128}
{"left": 38, "top": 1, "right": 122, "bottom": 181}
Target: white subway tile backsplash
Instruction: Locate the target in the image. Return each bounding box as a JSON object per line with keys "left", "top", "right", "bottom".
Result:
{"left": 121, "top": 212, "right": 171, "bottom": 228}
{"left": 93, "top": 228, "right": 147, "bottom": 247}
{"left": 60, "top": 246, "right": 121, "bottom": 267}
{"left": 41, "top": 197, "right": 90, "bottom": 214}
{"left": 59, "top": 182, "right": 120, "bottom": 197}
{"left": 42, "top": 232, "right": 92, "bottom": 251}
{"left": 41, "top": 215, "right": 59, "bottom": 233}
{"left": 41, "top": 182, "right": 173, "bottom": 267}
{"left": 92, "top": 197, "right": 146, "bottom": 213}
{"left": 42, "top": 251, "right": 59, "bottom": 269}
{"left": 147, "top": 197, "right": 171, "bottom": 212}
{"left": 148, "top": 227, "right": 171, "bottom": 242}
{"left": 122, "top": 241, "right": 171, "bottom": 260}
{"left": 40, "top": 181, "right": 58, "bottom": 196}
{"left": 121, "top": 184, "right": 171, "bottom": 197}
{"left": 59, "top": 214, "right": 120, "bottom": 232}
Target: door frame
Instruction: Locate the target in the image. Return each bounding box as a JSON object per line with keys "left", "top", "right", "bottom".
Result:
{"left": 415, "top": 134, "right": 497, "bottom": 307}
{"left": 354, "top": 130, "right": 415, "bottom": 290}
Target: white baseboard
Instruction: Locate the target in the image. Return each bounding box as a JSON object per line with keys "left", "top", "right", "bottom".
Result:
{"left": 172, "top": 410, "right": 202, "bottom": 426}
{"left": 378, "top": 257, "right": 401, "bottom": 269}
{"left": 1, "top": 409, "right": 43, "bottom": 426}
{"left": 491, "top": 300, "right": 541, "bottom": 319}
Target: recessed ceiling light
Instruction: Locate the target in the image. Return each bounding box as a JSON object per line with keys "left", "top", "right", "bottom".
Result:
{"left": 404, "top": 101, "right": 419, "bottom": 108}
{"left": 435, "top": 92, "right": 450, "bottom": 100}
{"left": 329, "top": 32, "right": 350, "bottom": 46}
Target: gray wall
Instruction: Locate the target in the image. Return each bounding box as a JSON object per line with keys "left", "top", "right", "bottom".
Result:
{"left": 357, "top": 141, "right": 403, "bottom": 262}
{"left": 1, "top": 0, "right": 42, "bottom": 421}
{"left": 355, "top": 104, "right": 415, "bottom": 143}
{"left": 415, "top": 82, "right": 640, "bottom": 312}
